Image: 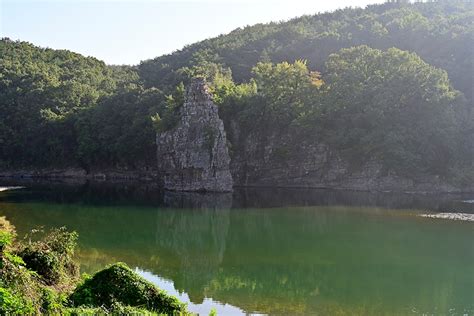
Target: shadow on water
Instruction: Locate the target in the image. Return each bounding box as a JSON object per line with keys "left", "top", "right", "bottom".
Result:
{"left": 1, "top": 178, "right": 473, "bottom": 212}
{"left": 0, "top": 179, "right": 473, "bottom": 315}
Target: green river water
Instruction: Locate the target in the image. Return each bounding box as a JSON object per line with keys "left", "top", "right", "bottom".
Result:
{"left": 0, "top": 181, "right": 473, "bottom": 315}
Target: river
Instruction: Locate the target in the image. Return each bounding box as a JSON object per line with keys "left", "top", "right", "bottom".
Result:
{"left": 0, "top": 181, "right": 473, "bottom": 315}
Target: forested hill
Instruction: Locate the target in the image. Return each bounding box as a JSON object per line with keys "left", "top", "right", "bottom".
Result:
{"left": 0, "top": 1, "right": 473, "bottom": 186}
{"left": 138, "top": 1, "right": 473, "bottom": 101}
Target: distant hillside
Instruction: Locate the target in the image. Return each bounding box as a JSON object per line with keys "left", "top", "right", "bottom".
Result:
{"left": 138, "top": 1, "right": 473, "bottom": 101}
{"left": 0, "top": 39, "right": 150, "bottom": 168}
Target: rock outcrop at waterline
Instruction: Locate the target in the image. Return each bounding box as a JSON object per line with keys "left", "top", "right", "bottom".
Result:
{"left": 156, "top": 78, "right": 233, "bottom": 192}
{"left": 227, "top": 125, "right": 470, "bottom": 193}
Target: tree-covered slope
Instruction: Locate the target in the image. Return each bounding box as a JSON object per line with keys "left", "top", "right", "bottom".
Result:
{"left": 0, "top": 39, "right": 161, "bottom": 168}
{"left": 0, "top": 40, "right": 121, "bottom": 166}
{"left": 138, "top": 1, "right": 473, "bottom": 102}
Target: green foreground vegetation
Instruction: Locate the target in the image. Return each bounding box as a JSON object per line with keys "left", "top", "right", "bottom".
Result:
{"left": 0, "top": 216, "right": 191, "bottom": 315}
{"left": 0, "top": 1, "right": 472, "bottom": 184}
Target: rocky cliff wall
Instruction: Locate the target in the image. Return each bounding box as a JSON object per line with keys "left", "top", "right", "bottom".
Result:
{"left": 229, "top": 129, "right": 467, "bottom": 193}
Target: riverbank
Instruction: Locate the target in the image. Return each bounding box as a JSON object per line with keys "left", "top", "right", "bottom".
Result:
{"left": 0, "top": 168, "right": 159, "bottom": 182}
{"left": 1, "top": 168, "right": 473, "bottom": 194}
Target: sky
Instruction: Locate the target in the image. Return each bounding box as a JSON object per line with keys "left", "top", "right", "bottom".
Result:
{"left": 1, "top": 0, "right": 384, "bottom": 65}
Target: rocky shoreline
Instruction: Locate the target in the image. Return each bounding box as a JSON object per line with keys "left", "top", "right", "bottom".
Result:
{"left": 0, "top": 168, "right": 158, "bottom": 182}
{"left": 420, "top": 212, "right": 474, "bottom": 222}
{"left": 0, "top": 186, "right": 24, "bottom": 192}
{"left": 0, "top": 169, "right": 473, "bottom": 194}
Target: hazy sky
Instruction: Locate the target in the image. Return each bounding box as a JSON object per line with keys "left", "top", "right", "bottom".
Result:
{"left": 1, "top": 0, "right": 383, "bottom": 65}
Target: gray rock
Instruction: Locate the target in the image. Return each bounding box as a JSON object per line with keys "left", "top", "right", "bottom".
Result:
{"left": 0, "top": 186, "right": 24, "bottom": 192}
{"left": 156, "top": 78, "right": 233, "bottom": 192}
{"left": 420, "top": 212, "right": 474, "bottom": 222}
{"left": 228, "top": 126, "right": 468, "bottom": 193}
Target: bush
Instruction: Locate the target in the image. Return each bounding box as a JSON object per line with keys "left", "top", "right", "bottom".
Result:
{"left": 0, "top": 217, "right": 16, "bottom": 237}
{"left": 0, "top": 287, "right": 33, "bottom": 314}
{"left": 70, "top": 263, "right": 188, "bottom": 315}
{"left": 0, "top": 218, "right": 40, "bottom": 314}
{"left": 19, "top": 227, "right": 79, "bottom": 285}
{"left": 66, "top": 306, "right": 108, "bottom": 315}
{"left": 108, "top": 302, "right": 161, "bottom": 315}
{"left": 0, "top": 216, "right": 16, "bottom": 259}
{"left": 66, "top": 303, "right": 160, "bottom": 315}
{"left": 41, "top": 287, "right": 66, "bottom": 314}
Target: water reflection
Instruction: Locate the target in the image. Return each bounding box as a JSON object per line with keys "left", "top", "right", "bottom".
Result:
{"left": 154, "top": 207, "right": 230, "bottom": 303}
{"left": 1, "top": 178, "right": 473, "bottom": 212}
{"left": 0, "top": 181, "right": 473, "bottom": 315}
{"left": 163, "top": 191, "right": 233, "bottom": 209}
{"left": 137, "top": 269, "right": 246, "bottom": 316}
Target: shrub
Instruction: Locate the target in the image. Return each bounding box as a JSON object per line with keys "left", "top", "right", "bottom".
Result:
{"left": 0, "top": 216, "right": 16, "bottom": 260}
{"left": 66, "top": 303, "right": 160, "bottom": 315}
{"left": 108, "top": 302, "right": 161, "bottom": 315}
{"left": 70, "top": 263, "right": 188, "bottom": 315}
{"left": 0, "top": 218, "right": 40, "bottom": 314}
{"left": 19, "top": 227, "right": 79, "bottom": 285}
{"left": 66, "top": 306, "right": 107, "bottom": 315}
{"left": 0, "top": 287, "right": 32, "bottom": 314}
{"left": 0, "top": 217, "right": 16, "bottom": 236}
{"left": 41, "top": 287, "right": 66, "bottom": 314}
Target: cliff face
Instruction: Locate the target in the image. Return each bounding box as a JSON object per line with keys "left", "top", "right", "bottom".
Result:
{"left": 156, "top": 78, "right": 233, "bottom": 192}
{"left": 229, "top": 128, "right": 464, "bottom": 193}
{"left": 155, "top": 79, "right": 465, "bottom": 193}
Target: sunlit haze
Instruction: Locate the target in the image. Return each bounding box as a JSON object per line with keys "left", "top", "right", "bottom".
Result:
{"left": 1, "top": 0, "right": 383, "bottom": 65}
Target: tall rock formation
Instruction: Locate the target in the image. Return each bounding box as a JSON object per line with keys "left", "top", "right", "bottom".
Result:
{"left": 156, "top": 78, "right": 233, "bottom": 192}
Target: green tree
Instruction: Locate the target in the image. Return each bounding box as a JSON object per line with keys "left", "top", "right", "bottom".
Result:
{"left": 316, "top": 45, "right": 464, "bottom": 175}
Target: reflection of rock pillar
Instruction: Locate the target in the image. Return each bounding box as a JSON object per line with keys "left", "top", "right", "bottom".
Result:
{"left": 163, "top": 191, "right": 233, "bottom": 209}
{"left": 155, "top": 193, "right": 231, "bottom": 303}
